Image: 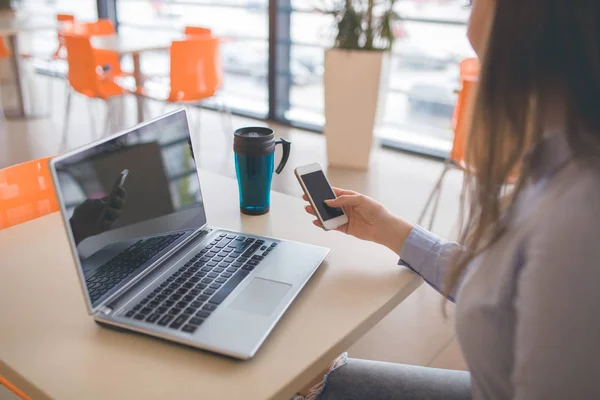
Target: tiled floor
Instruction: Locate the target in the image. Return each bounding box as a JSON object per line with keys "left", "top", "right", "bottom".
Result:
{"left": 0, "top": 70, "right": 467, "bottom": 383}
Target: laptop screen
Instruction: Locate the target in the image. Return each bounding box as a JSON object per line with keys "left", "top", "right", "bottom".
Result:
{"left": 52, "top": 110, "right": 207, "bottom": 309}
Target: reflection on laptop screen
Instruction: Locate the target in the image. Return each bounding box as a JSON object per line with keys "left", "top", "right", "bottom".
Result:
{"left": 53, "top": 111, "right": 206, "bottom": 308}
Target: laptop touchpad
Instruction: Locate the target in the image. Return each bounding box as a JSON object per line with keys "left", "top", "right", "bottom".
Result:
{"left": 228, "top": 278, "right": 292, "bottom": 316}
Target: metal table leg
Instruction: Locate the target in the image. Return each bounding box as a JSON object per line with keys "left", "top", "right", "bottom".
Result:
{"left": 5, "top": 34, "right": 25, "bottom": 119}
{"left": 132, "top": 52, "right": 144, "bottom": 123}
{"left": 4, "top": 34, "right": 47, "bottom": 120}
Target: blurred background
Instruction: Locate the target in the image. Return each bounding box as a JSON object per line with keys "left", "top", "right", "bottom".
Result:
{"left": 16, "top": 0, "right": 474, "bottom": 158}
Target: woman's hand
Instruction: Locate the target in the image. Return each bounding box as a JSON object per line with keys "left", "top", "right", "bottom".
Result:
{"left": 303, "top": 188, "right": 414, "bottom": 254}
{"left": 70, "top": 187, "right": 127, "bottom": 245}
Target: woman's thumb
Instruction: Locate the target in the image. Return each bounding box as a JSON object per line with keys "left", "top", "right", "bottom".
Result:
{"left": 325, "top": 195, "right": 362, "bottom": 207}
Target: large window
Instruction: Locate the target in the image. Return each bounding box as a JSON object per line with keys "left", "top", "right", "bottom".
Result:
{"left": 381, "top": 1, "right": 474, "bottom": 156}
{"left": 22, "top": 0, "right": 474, "bottom": 158}
{"left": 16, "top": 0, "right": 97, "bottom": 19}
{"left": 282, "top": 0, "right": 473, "bottom": 157}
{"left": 285, "top": 1, "right": 332, "bottom": 127}
{"left": 15, "top": 0, "right": 98, "bottom": 59}
{"left": 116, "top": 0, "right": 269, "bottom": 117}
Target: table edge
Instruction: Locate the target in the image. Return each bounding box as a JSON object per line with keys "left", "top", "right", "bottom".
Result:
{"left": 0, "top": 173, "right": 424, "bottom": 400}
{"left": 0, "top": 358, "right": 51, "bottom": 400}
{"left": 271, "top": 276, "right": 423, "bottom": 400}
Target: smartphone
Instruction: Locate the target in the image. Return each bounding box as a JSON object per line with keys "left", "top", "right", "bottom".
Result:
{"left": 100, "top": 169, "right": 128, "bottom": 222}
{"left": 107, "top": 169, "right": 128, "bottom": 204}
{"left": 113, "top": 169, "right": 129, "bottom": 191}
{"left": 295, "top": 163, "right": 348, "bottom": 231}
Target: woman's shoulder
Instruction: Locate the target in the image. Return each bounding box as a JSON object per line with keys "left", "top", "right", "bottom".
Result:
{"left": 548, "top": 159, "right": 600, "bottom": 206}
{"left": 527, "top": 159, "right": 600, "bottom": 254}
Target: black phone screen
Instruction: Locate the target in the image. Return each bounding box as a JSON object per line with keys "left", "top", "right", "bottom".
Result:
{"left": 302, "top": 171, "right": 344, "bottom": 221}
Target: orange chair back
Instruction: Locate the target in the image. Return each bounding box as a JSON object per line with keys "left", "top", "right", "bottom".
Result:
{"left": 168, "top": 38, "right": 222, "bottom": 102}
{"left": 184, "top": 26, "right": 212, "bottom": 37}
{"left": 63, "top": 34, "right": 124, "bottom": 100}
{"left": 56, "top": 13, "right": 75, "bottom": 22}
{"left": 79, "top": 19, "right": 116, "bottom": 36}
{"left": 61, "top": 20, "right": 121, "bottom": 75}
{"left": 0, "top": 37, "right": 10, "bottom": 59}
{"left": 0, "top": 157, "right": 59, "bottom": 230}
{"left": 63, "top": 34, "right": 99, "bottom": 97}
{"left": 62, "top": 19, "right": 115, "bottom": 36}
{"left": 450, "top": 58, "right": 480, "bottom": 167}
{"left": 83, "top": 20, "right": 120, "bottom": 76}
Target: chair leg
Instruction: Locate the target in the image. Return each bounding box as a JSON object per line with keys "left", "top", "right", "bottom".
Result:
{"left": 46, "top": 73, "right": 54, "bottom": 116}
{"left": 116, "top": 97, "right": 124, "bottom": 132}
{"left": 427, "top": 174, "right": 446, "bottom": 231}
{"left": 194, "top": 106, "right": 201, "bottom": 137}
{"left": 60, "top": 89, "right": 72, "bottom": 152}
{"left": 218, "top": 96, "right": 234, "bottom": 140}
{"left": 87, "top": 99, "right": 98, "bottom": 141}
{"left": 417, "top": 161, "right": 453, "bottom": 230}
{"left": 104, "top": 99, "right": 114, "bottom": 137}
{"left": 142, "top": 97, "right": 150, "bottom": 120}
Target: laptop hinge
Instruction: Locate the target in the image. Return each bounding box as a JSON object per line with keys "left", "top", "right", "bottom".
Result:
{"left": 98, "top": 306, "right": 112, "bottom": 315}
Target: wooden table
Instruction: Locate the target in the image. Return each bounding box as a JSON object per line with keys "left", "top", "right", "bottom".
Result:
{"left": 0, "top": 15, "right": 61, "bottom": 119}
{"left": 0, "top": 170, "right": 421, "bottom": 400}
{"left": 92, "top": 32, "right": 183, "bottom": 123}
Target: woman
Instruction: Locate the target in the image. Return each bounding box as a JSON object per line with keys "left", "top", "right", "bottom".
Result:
{"left": 296, "top": 0, "right": 600, "bottom": 399}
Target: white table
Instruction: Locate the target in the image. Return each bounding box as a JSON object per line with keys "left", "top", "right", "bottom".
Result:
{"left": 0, "top": 170, "right": 421, "bottom": 400}
{"left": 0, "top": 15, "right": 61, "bottom": 119}
{"left": 92, "top": 32, "right": 183, "bottom": 123}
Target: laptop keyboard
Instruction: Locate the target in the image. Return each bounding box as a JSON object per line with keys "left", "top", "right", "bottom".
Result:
{"left": 122, "top": 233, "right": 278, "bottom": 334}
{"left": 86, "top": 232, "right": 186, "bottom": 303}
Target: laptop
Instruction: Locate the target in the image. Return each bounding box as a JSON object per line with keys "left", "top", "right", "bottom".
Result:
{"left": 49, "top": 109, "right": 329, "bottom": 360}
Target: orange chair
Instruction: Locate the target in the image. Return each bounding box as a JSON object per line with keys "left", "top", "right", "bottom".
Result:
{"left": 418, "top": 58, "right": 480, "bottom": 230}
{"left": 142, "top": 26, "right": 212, "bottom": 83}
{"left": 0, "top": 157, "right": 59, "bottom": 231}
{"left": 0, "top": 37, "right": 11, "bottom": 59}
{"left": 137, "top": 37, "right": 232, "bottom": 138}
{"left": 61, "top": 19, "right": 127, "bottom": 77}
{"left": 56, "top": 19, "right": 125, "bottom": 81}
{"left": 184, "top": 25, "right": 212, "bottom": 37}
{"left": 61, "top": 33, "right": 127, "bottom": 150}
{"left": 168, "top": 38, "right": 222, "bottom": 102}
{"left": 0, "top": 38, "right": 8, "bottom": 120}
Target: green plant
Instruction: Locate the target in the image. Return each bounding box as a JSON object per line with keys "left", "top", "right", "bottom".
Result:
{"left": 0, "top": 0, "right": 13, "bottom": 11}
{"left": 320, "top": 0, "right": 400, "bottom": 51}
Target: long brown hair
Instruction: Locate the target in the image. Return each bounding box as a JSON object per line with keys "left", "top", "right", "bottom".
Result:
{"left": 446, "top": 1, "right": 600, "bottom": 294}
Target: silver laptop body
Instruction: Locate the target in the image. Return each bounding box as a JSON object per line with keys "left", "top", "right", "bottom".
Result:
{"left": 50, "top": 109, "right": 328, "bottom": 360}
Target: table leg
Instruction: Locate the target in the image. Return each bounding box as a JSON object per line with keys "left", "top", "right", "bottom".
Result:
{"left": 6, "top": 34, "right": 26, "bottom": 119}
{"left": 4, "top": 34, "right": 47, "bottom": 120}
{"left": 132, "top": 53, "right": 144, "bottom": 123}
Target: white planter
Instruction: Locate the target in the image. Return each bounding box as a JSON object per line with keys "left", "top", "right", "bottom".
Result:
{"left": 324, "top": 48, "right": 389, "bottom": 169}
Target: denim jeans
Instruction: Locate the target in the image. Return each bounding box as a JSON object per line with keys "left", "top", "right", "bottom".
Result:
{"left": 317, "top": 357, "right": 472, "bottom": 400}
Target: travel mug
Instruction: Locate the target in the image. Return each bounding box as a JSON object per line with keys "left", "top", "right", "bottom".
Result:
{"left": 233, "top": 127, "right": 291, "bottom": 215}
